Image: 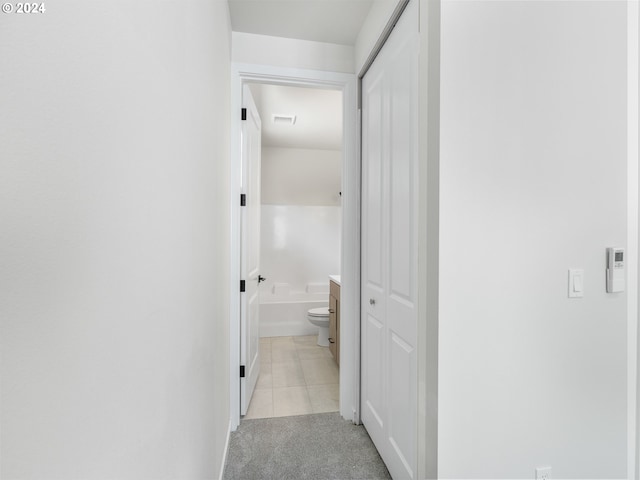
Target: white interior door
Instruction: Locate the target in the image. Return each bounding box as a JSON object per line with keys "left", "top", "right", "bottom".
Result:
{"left": 361, "top": 2, "right": 418, "bottom": 478}
{"left": 240, "top": 85, "right": 262, "bottom": 416}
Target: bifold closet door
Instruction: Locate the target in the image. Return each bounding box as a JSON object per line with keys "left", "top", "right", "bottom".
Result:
{"left": 360, "top": 1, "right": 418, "bottom": 478}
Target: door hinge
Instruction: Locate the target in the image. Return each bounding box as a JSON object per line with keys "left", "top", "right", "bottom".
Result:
{"left": 240, "top": 365, "right": 245, "bottom": 377}
{"left": 241, "top": 108, "right": 247, "bottom": 121}
{"left": 240, "top": 194, "right": 246, "bottom": 206}
{"left": 240, "top": 280, "right": 245, "bottom": 292}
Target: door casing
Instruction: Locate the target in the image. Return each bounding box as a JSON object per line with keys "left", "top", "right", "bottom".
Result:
{"left": 229, "top": 64, "right": 359, "bottom": 430}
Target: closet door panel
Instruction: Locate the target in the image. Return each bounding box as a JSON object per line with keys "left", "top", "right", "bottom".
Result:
{"left": 361, "top": 2, "right": 418, "bottom": 479}
{"left": 361, "top": 58, "right": 388, "bottom": 441}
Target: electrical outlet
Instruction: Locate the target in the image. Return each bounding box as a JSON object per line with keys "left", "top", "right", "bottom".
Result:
{"left": 535, "top": 466, "right": 552, "bottom": 480}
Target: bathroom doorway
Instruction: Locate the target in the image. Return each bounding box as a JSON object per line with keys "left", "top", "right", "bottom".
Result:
{"left": 245, "top": 82, "right": 343, "bottom": 419}
{"left": 229, "top": 65, "right": 359, "bottom": 431}
{"left": 241, "top": 83, "right": 342, "bottom": 418}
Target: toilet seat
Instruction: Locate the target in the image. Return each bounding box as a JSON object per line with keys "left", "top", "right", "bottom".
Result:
{"left": 307, "top": 307, "right": 330, "bottom": 317}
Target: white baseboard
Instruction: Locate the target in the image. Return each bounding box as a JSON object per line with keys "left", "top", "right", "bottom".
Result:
{"left": 218, "top": 419, "right": 233, "bottom": 480}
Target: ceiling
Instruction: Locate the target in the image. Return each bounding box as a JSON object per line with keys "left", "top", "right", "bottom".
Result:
{"left": 228, "top": 0, "right": 374, "bottom": 46}
{"left": 248, "top": 83, "right": 343, "bottom": 151}
{"left": 233, "top": 1, "right": 364, "bottom": 151}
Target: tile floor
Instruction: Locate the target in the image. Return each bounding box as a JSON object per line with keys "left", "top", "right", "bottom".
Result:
{"left": 244, "top": 335, "right": 339, "bottom": 419}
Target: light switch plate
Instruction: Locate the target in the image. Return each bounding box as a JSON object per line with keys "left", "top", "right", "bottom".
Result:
{"left": 568, "top": 269, "right": 584, "bottom": 298}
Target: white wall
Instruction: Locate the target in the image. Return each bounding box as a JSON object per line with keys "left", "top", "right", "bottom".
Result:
{"left": 0, "top": 1, "right": 232, "bottom": 478}
{"left": 232, "top": 32, "right": 354, "bottom": 73}
{"left": 261, "top": 147, "right": 342, "bottom": 206}
{"left": 354, "top": 0, "right": 405, "bottom": 75}
{"left": 439, "top": 2, "right": 627, "bottom": 478}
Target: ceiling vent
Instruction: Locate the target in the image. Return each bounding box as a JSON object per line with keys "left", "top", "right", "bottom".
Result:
{"left": 272, "top": 114, "right": 297, "bottom": 126}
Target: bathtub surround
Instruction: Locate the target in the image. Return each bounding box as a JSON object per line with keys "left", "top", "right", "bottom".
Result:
{"left": 260, "top": 206, "right": 340, "bottom": 300}
{"left": 259, "top": 295, "right": 326, "bottom": 337}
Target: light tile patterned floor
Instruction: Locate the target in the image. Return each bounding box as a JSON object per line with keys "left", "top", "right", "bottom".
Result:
{"left": 244, "top": 335, "right": 339, "bottom": 419}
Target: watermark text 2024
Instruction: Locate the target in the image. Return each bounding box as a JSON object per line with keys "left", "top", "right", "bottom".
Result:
{"left": 2, "top": 3, "right": 46, "bottom": 14}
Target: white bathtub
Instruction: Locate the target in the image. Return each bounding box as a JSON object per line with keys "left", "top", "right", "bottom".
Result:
{"left": 259, "top": 293, "right": 329, "bottom": 338}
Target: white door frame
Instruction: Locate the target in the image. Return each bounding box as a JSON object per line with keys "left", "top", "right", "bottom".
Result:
{"left": 229, "top": 63, "right": 359, "bottom": 430}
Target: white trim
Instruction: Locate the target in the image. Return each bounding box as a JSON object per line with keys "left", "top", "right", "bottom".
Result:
{"left": 630, "top": 2, "right": 640, "bottom": 479}
{"left": 229, "top": 63, "right": 359, "bottom": 430}
{"left": 417, "top": 1, "right": 440, "bottom": 478}
{"left": 353, "top": 105, "right": 362, "bottom": 426}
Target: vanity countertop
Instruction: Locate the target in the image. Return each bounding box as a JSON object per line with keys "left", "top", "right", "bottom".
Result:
{"left": 329, "top": 275, "right": 341, "bottom": 286}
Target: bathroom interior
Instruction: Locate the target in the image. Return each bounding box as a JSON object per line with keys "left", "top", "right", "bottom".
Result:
{"left": 244, "top": 83, "right": 343, "bottom": 419}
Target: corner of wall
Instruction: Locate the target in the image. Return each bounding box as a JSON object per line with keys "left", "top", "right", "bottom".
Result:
{"left": 354, "top": 0, "right": 406, "bottom": 75}
{"left": 217, "top": 419, "right": 234, "bottom": 480}
{"left": 417, "top": 1, "right": 441, "bottom": 478}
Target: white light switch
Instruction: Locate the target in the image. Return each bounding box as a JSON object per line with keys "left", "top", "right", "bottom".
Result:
{"left": 569, "top": 269, "right": 584, "bottom": 298}
{"left": 573, "top": 274, "right": 583, "bottom": 292}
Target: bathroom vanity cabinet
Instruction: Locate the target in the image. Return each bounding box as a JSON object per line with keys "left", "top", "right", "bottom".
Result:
{"left": 329, "top": 279, "right": 340, "bottom": 365}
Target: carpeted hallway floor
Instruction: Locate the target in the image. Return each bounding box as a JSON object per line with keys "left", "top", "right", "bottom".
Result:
{"left": 223, "top": 412, "right": 391, "bottom": 480}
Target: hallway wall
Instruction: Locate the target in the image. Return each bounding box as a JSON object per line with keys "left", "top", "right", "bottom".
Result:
{"left": 0, "top": 1, "right": 232, "bottom": 478}
{"left": 232, "top": 32, "right": 354, "bottom": 73}
{"left": 439, "top": 1, "right": 628, "bottom": 478}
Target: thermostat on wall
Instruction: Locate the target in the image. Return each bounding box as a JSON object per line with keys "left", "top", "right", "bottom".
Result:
{"left": 606, "top": 247, "right": 625, "bottom": 293}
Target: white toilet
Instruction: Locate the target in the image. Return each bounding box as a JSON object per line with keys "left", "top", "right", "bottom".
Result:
{"left": 307, "top": 307, "right": 330, "bottom": 346}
